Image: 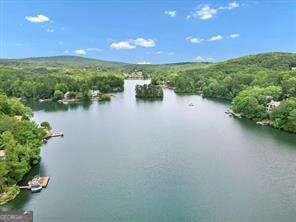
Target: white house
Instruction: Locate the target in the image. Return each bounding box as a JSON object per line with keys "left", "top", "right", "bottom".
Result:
{"left": 0, "top": 150, "right": 5, "bottom": 158}
{"left": 266, "top": 100, "right": 281, "bottom": 112}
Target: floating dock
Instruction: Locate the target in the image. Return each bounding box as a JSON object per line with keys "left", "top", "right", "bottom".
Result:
{"left": 44, "top": 131, "right": 64, "bottom": 140}
{"left": 256, "top": 120, "right": 271, "bottom": 126}
{"left": 226, "top": 109, "right": 242, "bottom": 118}
{"left": 20, "top": 176, "right": 50, "bottom": 191}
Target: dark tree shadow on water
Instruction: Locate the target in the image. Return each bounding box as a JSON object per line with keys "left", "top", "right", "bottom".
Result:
{"left": 235, "top": 117, "right": 296, "bottom": 148}
{"left": 26, "top": 101, "right": 92, "bottom": 112}
{"left": 2, "top": 163, "right": 46, "bottom": 211}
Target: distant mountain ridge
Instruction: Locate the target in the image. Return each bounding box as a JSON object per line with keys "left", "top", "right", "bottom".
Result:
{"left": 0, "top": 52, "right": 296, "bottom": 70}
{"left": 0, "top": 55, "right": 128, "bottom": 69}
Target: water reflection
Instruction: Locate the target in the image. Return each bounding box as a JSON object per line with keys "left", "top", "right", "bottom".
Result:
{"left": 2, "top": 163, "right": 47, "bottom": 211}
{"left": 235, "top": 117, "right": 296, "bottom": 147}
{"left": 27, "top": 101, "right": 92, "bottom": 112}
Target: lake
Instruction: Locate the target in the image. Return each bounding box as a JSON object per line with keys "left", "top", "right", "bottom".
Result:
{"left": 2, "top": 80, "right": 296, "bottom": 222}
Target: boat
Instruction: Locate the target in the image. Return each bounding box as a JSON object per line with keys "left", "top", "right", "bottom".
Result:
{"left": 30, "top": 176, "right": 42, "bottom": 192}
{"left": 28, "top": 175, "right": 43, "bottom": 193}
{"left": 30, "top": 183, "right": 42, "bottom": 193}
{"left": 189, "top": 103, "right": 194, "bottom": 106}
{"left": 256, "top": 120, "right": 271, "bottom": 126}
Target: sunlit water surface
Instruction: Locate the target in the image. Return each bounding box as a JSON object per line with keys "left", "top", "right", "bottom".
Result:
{"left": 3, "top": 80, "right": 296, "bottom": 222}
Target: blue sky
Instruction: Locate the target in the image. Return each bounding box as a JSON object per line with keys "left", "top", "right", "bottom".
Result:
{"left": 1, "top": 0, "right": 296, "bottom": 64}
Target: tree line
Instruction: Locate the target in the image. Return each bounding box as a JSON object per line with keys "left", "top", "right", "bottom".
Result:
{"left": 150, "top": 52, "right": 296, "bottom": 133}
{"left": 0, "top": 67, "right": 124, "bottom": 101}
{"left": 0, "top": 94, "right": 46, "bottom": 199}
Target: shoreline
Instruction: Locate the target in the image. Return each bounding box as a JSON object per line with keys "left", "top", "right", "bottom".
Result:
{"left": 0, "top": 186, "right": 20, "bottom": 206}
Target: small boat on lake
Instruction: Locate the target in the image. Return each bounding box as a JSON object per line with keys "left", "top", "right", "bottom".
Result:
{"left": 30, "top": 183, "right": 42, "bottom": 193}
{"left": 28, "top": 176, "right": 42, "bottom": 193}
{"left": 27, "top": 176, "right": 50, "bottom": 193}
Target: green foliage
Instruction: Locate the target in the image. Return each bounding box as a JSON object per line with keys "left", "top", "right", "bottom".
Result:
{"left": 98, "top": 94, "right": 111, "bottom": 102}
{"left": 135, "top": 84, "right": 163, "bottom": 99}
{"left": 282, "top": 76, "right": 296, "bottom": 97}
{"left": 55, "top": 83, "right": 68, "bottom": 93}
{"left": 0, "top": 95, "right": 45, "bottom": 197}
{"left": 270, "top": 98, "right": 296, "bottom": 133}
{"left": 174, "top": 75, "right": 196, "bottom": 93}
{"left": 0, "top": 94, "right": 32, "bottom": 119}
{"left": 148, "top": 52, "right": 296, "bottom": 133}
{"left": 40, "top": 121, "right": 52, "bottom": 130}
{"left": 0, "top": 185, "right": 20, "bottom": 205}
{"left": 53, "top": 90, "right": 64, "bottom": 101}
{"left": 0, "top": 55, "right": 128, "bottom": 70}
{"left": 231, "top": 86, "right": 282, "bottom": 120}
{"left": 0, "top": 67, "right": 124, "bottom": 101}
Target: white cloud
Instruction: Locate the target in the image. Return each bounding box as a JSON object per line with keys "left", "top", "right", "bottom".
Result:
{"left": 186, "top": 36, "right": 204, "bottom": 44}
{"left": 132, "top": 38, "right": 155, "bottom": 48}
{"left": 137, "top": 61, "right": 151, "bottom": 64}
{"left": 229, "top": 33, "right": 240, "bottom": 39}
{"left": 147, "top": 51, "right": 174, "bottom": 56}
{"left": 164, "top": 10, "right": 177, "bottom": 17}
{"left": 195, "top": 56, "right": 205, "bottom": 62}
{"left": 86, "top": 48, "right": 103, "bottom": 52}
{"left": 196, "top": 5, "right": 217, "bottom": 20}
{"left": 208, "top": 34, "right": 223, "bottom": 41}
{"left": 75, "top": 49, "right": 86, "bottom": 55}
{"left": 46, "top": 28, "right": 54, "bottom": 33}
{"left": 25, "top": 14, "right": 50, "bottom": 23}
{"left": 110, "top": 37, "right": 155, "bottom": 50}
{"left": 155, "top": 51, "right": 163, "bottom": 55}
{"left": 188, "top": 1, "right": 240, "bottom": 20}
{"left": 195, "top": 56, "right": 214, "bottom": 62}
{"left": 64, "top": 50, "right": 69, "bottom": 54}
{"left": 110, "top": 41, "right": 136, "bottom": 50}
{"left": 228, "top": 1, "right": 239, "bottom": 9}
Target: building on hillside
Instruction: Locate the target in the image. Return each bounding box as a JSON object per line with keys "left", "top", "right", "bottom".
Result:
{"left": 0, "top": 150, "right": 5, "bottom": 159}
{"left": 89, "top": 90, "right": 101, "bottom": 98}
{"left": 266, "top": 100, "right": 281, "bottom": 112}
{"left": 64, "top": 92, "right": 71, "bottom": 100}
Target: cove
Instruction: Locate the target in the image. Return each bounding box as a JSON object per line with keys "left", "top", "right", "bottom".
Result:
{"left": 2, "top": 80, "right": 296, "bottom": 222}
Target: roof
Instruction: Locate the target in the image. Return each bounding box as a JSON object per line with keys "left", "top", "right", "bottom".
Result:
{"left": 0, "top": 150, "right": 5, "bottom": 157}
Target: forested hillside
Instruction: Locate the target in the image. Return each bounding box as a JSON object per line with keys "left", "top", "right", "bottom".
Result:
{"left": 0, "top": 56, "right": 128, "bottom": 70}
{"left": 0, "top": 52, "right": 295, "bottom": 133}
{"left": 151, "top": 52, "right": 296, "bottom": 133}
{"left": 0, "top": 94, "right": 46, "bottom": 204}
{"left": 0, "top": 67, "right": 124, "bottom": 101}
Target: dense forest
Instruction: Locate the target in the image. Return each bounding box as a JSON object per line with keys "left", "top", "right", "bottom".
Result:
{"left": 135, "top": 84, "right": 163, "bottom": 99}
{"left": 0, "top": 94, "right": 46, "bottom": 204}
{"left": 0, "top": 67, "right": 124, "bottom": 101}
{"left": 0, "top": 52, "right": 295, "bottom": 204}
{"left": 150, "top": 52, "right": 296, "bottom": 133}
{"left": 0, "top": 52, "right": 295, "bottom": 134}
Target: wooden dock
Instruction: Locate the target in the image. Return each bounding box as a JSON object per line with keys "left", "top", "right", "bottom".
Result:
{"left": 226, "top": 109, "right": 242, "bottom": 118}
{"left": 44, "top": 131, "right": 64, "bottom": 140}
{"left": 21, "top": 176, "right": 50, "bottom": 190}
{"left": 19, "top": 186, "right": 30, "bottom": 189}
{"left": 28, "top": 176, "right": 50, "bottom": 188}
{"left": 38, "top": 177, "right": 50, "bottom": 188}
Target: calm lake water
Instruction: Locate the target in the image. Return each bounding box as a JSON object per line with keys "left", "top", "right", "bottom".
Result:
{"left": 2, "top": 80, "right": 296, "bottom": 222}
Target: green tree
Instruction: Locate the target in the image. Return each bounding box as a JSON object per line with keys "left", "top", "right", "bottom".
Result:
{"left": 53, "top": 90, "right": 64, "bottom": 101}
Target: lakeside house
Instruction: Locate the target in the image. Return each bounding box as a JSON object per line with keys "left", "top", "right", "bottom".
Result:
{"left": 14, "top": 115, "right": 22, "bottom": 121}
{"left": 266, "top": 100, "right": 281, "bottom": 112}
{"left": 90, "top": 90, "right": 101, "bottom": 98}
{"left": 64, "top": 92, "right": 71, "bottom": 100}
{"left": 0, "top": 150, "right": 5, "bottom": 159}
